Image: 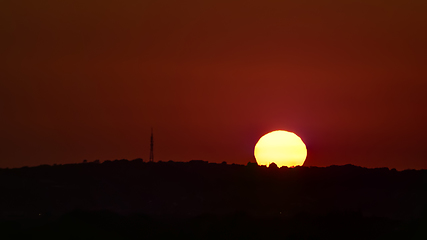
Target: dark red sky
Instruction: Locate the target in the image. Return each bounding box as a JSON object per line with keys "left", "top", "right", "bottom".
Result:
{"left": 1, "top": 0, "right": 426, "bottom": 169}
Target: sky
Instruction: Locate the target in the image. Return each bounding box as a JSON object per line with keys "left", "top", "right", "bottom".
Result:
{"left": 1, "top": 0, "right": 426, "bottom": 169}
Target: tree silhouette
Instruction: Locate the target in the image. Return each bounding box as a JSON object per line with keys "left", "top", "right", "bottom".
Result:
{"left": 0, "top": 160, "right": 425, "bottom": 239}
{"left": 269, "top": 162, "right": 278, "bottom": 169}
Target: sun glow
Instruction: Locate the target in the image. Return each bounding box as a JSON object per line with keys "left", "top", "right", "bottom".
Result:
{"left": 254, "top": 130, "right": 307, "bottom": 167}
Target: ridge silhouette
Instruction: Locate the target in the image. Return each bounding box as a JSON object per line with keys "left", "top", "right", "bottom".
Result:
{"left": 0, "top": 159, "right": 425, "bottom": 239}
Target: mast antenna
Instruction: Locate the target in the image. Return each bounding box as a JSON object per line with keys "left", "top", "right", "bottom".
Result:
{"left": 149, "top": 127, "right": 154, "bottom": 162}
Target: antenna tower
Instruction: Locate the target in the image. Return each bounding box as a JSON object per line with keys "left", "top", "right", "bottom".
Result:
{"left": 149, "top": 128, "right": 154, "bottom": 162}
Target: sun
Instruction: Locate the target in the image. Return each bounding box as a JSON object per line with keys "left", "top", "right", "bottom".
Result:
{"left": 254, "top": 130, "right": 307, "bottom": 167}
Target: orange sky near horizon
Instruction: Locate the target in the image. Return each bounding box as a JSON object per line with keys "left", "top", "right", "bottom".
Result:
{"left": 0, "top": 0, "right": 426, "bottom": 169}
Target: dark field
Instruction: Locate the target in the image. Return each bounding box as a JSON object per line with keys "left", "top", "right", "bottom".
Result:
{"left": 0, "top": 160, "right": 426, "bottom": 239}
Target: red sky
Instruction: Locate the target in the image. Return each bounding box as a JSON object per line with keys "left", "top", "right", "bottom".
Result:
{"left": 1, "top": 0, "right": 426, "bottom": 169}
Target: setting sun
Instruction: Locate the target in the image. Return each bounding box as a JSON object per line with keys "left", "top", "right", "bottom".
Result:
{"left": 254, "top": 130, "right": 307, "bottom": 167}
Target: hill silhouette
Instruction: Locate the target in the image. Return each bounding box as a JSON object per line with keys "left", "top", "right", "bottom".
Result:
{"left": 0, "top": 159, "right": 426, "bottom": 239}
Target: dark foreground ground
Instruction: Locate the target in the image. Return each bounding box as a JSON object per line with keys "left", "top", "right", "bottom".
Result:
{"left": 1, "top": 210, "right": 427, "bottom": 240}
{"left": 0, "top": 159, "right": 426, "bottom": 239}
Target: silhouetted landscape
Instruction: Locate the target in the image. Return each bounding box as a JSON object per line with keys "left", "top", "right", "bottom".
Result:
{"left": 2, "top": 0, "right": 427, "bottom": 239}
{"left": 0, "top": 159, "right": 425, "bottom": 239}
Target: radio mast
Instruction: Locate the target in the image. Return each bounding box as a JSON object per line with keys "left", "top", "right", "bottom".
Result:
{"left": 149, "top": 128, "right": 154, "bottom": 162}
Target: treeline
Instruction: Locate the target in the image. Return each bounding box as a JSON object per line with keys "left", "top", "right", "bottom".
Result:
{"left": 0, "top": 159, "right": 426, "bottom": 239}
{"left": 0, "top": 159, "right": 425, "bottom": 219}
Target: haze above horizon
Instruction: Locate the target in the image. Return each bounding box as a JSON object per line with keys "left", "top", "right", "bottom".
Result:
{"left": 1, "top": 0, "right": 426, "bottom": 170}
